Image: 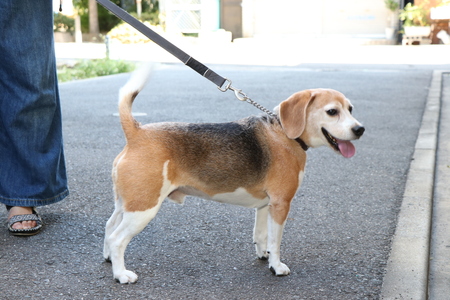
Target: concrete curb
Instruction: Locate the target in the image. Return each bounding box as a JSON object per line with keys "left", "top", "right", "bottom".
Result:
{"left": 381, "top": 70, "right": 447, "bottom": 299}
{"left": 428, "top": 72, "right": 450, "bottom": 300}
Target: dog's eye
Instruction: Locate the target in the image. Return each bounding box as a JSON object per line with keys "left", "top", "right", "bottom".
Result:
{"left": 326, "top": 109, "right": 338, "bottom": 116}
{"left": 349, "top": 106, "right": 353, "bottom": 114}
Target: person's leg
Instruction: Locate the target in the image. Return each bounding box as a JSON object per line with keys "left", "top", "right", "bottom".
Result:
{"left": 0, "top": 0, "right": 69, "bottom": 231}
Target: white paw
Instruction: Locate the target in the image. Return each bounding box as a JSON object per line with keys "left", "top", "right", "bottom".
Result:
{"left": 115, "top": 270, "right": 138, "bottom": 284}
{"left": 256, "top": 249, "right": 269, "bottom": 260}
{"left": 269, "top": 262, "right": 290, "bottom": 276}
{"left": 103, "top": 249, "right": 111, "bottom": 262}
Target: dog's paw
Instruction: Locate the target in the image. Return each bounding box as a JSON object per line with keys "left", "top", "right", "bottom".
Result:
{"left": 257, "top": 251, "right": 269, "bottom": 260}
{"left": 103, "top": 249, "right": 111, "bottom": 262}
{"left": 115, "top": 270, "right": 138, "bottom": 284}
{"left": 255, "top": 245, "right": 269, "bottom": 260}
{"left": 103, "top": 252, "right": 112, "bottom": 262}
{"left": 103, "top": 245, "right": 111, "bottom": 262}
{"left": 269, "top": 262, "right": 290, "bottom": 276}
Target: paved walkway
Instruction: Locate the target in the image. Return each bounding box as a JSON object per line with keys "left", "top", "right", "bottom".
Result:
{"left": 55, "top": 38, "right": 450, "bottom": 66}
{"left": 54, "top": 39, "right": 450, "bottom": 299}
{"left": 381, "top": 70, "right": 450, "bottom": 299}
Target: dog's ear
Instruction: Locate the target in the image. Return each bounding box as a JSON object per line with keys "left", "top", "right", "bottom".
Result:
{"left": 279, "top": 90, "right": 315, "bottom": 139}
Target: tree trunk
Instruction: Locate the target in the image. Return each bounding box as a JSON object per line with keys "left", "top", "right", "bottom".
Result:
{"left": 89, "top": 0, "right": 99, "bottom": 36}
{"left": 137, "top": 0, "right": 142, "bottom": 19}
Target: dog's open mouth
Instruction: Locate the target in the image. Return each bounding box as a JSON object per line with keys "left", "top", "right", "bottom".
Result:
{"left": 322, "top": 128, "right": 355, "bottom": 158}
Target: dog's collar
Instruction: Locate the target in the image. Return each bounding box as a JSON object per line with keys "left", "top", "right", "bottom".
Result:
{"left": 271, "top": 116, "right": 309, "bottom": 151}
{"left": 295, "top": 138, "right": 309, "bottom": 151}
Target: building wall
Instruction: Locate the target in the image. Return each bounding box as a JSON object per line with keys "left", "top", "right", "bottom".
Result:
{"left": 160, "top": 0, "right": 397, "bottom": 38}
{"left": 322, "top": 0, "right": 387, "bottom": 35}
{"left": 242, "top": 0, "right": 322, "bottom": 37}
{"left": 221, "top": 0, "right": 243, "bottom": 38}
{"left": 160, "top": 0, "right": 220, "bottom": 34}
{"left": 242, "top": 0, "right": 391, "bottom": 38}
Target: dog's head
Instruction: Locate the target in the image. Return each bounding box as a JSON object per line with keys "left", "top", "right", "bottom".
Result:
{"left": 276, "top": 89, "right": 364, "bottom": 158}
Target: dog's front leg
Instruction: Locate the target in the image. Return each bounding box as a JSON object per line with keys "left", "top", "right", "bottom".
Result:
{"left": 267, "top": 201, "right": 291, "bottom": 276}
{"left": 253, "top": 205, "right": 269, "bottom": 259}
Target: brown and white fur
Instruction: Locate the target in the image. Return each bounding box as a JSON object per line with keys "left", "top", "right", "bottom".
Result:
{"left": 104, "top": 66, "right": 365, "bottom": 283}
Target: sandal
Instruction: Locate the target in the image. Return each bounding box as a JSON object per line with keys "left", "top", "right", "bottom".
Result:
{"left": 6, "top": 206, "right": 43, "bottom": 236}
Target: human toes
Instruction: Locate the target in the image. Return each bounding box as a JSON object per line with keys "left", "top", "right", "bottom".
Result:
{"left": 11, "top": 219, "right": 37, "bottom": 230}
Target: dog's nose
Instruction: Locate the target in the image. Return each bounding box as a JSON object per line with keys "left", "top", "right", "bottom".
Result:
{"left": 352, "top": 125, "right": 365, "bottom": 137}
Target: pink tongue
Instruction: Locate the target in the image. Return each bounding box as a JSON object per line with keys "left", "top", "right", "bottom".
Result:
{"left": 337, "top": 139, "right": 356, "bottom": 158}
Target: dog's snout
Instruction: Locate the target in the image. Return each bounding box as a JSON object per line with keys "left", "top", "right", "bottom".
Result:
{"left": 352, "top": 125, "right": 365, "bottom": 137}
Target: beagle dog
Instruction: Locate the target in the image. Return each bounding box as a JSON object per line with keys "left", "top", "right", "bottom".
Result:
{"left": 103, "top": 67, "right": 365, "bottom": 283}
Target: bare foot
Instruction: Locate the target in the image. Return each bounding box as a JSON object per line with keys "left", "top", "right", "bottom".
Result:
{"left": 7, "top": 207, "right": 37, "bottom": 230}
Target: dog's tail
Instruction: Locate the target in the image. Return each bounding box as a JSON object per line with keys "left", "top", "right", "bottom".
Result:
{"left": 118, "top": 63, "right": 153, "bottom": 140}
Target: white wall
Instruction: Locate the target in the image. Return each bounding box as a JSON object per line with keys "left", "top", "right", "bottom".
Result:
{"left": 322, "top": 0, "right": 387, "bottom": 35}
{"left": 242, "top": 0, "right": 390, "bottom": 38}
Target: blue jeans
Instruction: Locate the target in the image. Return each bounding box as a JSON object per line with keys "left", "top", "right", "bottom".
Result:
{"left": 0, "top": 0, "right": 69, "bottom": 207}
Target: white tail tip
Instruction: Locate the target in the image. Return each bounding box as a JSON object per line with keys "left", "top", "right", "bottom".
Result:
{"left": 119, "top": 62, "right": 154, "bottom": 101}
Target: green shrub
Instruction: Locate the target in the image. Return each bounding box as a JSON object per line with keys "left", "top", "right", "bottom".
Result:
{"left": 399, "top": 3, "right": 430, "bottom": 27}
{"left": 384, "top": 0, "right": 399, "bottom": 12}
{"left": 57, "top": 59, "right": 136, "bottom": 82}
{"left": 54, "top": 13, "right": 75, "bottom": 32}
{"left": 107, "top": 21, "right": 165, "bottom": 44}
{"left": 130, "top": 11, "right": 159, "bottom": 24}
{"left": 72, "top": 0, "right": 159, "bottom": 34}
{"left": 73, "top": 0, "right": 122, "bottom": 33}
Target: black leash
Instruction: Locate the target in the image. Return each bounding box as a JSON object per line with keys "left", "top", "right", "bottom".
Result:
{"left": 96, "top": 0, "right": 278, "bottom": 119}
{"left": 97, "top": 0, "right": 224, "bottom": 88}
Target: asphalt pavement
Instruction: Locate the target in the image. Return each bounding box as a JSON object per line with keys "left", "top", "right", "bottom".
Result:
{"left": 1, "top": 40, "right": 450, "bottom": 299}
{"left": 380, "top": 70, "right": 450, "bottom": 300}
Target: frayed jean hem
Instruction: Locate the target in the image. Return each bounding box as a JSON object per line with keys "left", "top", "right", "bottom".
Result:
{"left": 0, "top": 189, "right": 69, "bottom": 208}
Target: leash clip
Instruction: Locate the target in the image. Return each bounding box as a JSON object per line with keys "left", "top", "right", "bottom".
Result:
{"left": 232, "top": 88, "right": 248, "bottom": 101}
{"left": 218, "top": 77, "right": 277, "bottom": 118}
{"left": 217, "top": 78, "right": 248, "bottom": 101}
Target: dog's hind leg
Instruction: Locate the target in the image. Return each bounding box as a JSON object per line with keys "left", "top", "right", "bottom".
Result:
{"left": 253, "top": 205, "right": 269, "bottom": 259}
{"left": 106, "top": 202, "right": 163, "bottom": 284}
{"left": 103, "top": 198, "right": 124, "bottom": 261}
{"left": 105, "top": 159, "right": 176, "bottom": 283}
{"left": 105, "top": 150, "right": 127, "bottom": 261}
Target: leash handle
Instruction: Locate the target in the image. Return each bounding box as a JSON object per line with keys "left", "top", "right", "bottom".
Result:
{"left": 96, "top": 0, "right": 226, "bottom": 88}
